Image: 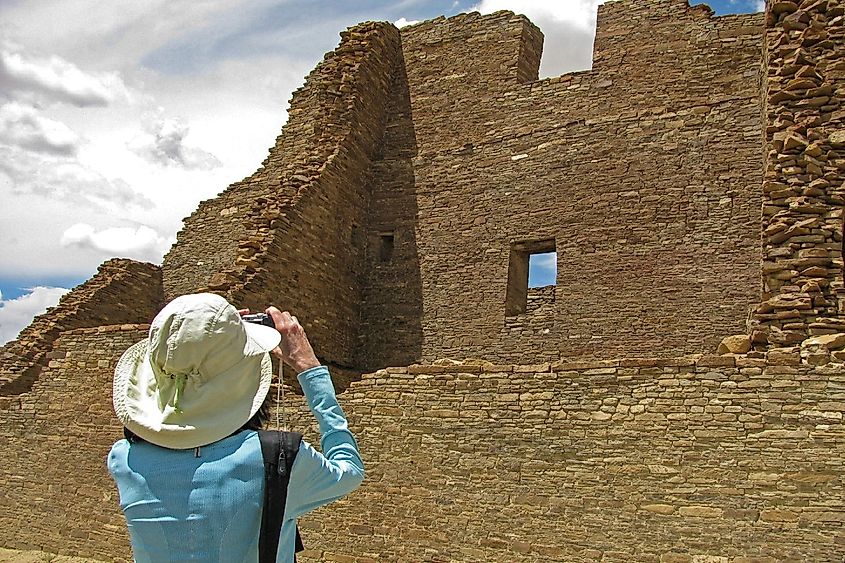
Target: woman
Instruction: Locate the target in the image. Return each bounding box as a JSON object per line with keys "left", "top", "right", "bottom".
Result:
{"left": 107, "top": 292, "right": 364, "bottom": 562}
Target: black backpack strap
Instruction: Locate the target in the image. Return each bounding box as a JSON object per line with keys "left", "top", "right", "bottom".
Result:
{"left": 258, "top": 430, "right": 303, "bottom": 563}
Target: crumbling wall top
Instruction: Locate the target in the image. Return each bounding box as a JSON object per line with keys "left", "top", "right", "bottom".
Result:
{"left": 399, "top": 10, "right": 543, "bottom": 87}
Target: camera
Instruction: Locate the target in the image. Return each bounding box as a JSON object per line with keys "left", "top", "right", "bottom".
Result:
{"left": 242, "top": 313, "right": 275, "bottom": 328}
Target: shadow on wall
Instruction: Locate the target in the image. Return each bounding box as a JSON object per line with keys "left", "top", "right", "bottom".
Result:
{"left": 359, "top": 59, "right": 423, "bottom": 372}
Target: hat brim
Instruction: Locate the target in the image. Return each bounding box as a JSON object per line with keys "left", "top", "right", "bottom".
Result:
{"left": 113, "top": 339, "right": 274, "bottom": 449}
{"left": 242, "top": 321, "right": 281, "bottom": 357}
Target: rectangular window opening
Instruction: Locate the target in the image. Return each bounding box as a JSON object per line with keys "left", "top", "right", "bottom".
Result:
{"left": 505, "top": 239, "right": 556, "bottom": 316}
{"left": 379, "top": 232, "right": 395, "bottom": 262}
{"left": 529, "top": 251, "right": 557, "bottom": 288}
{"left": 351, "top": 224, "right": 361, "bottom": 247}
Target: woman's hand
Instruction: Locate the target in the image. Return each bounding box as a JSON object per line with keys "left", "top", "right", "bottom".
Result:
{"left": 266, "top": 307, "right": 321, "bottom": 374}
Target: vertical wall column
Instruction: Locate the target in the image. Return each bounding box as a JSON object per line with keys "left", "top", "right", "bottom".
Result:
{"left": 752, "top": 0, "right": 845, "bottom": 347}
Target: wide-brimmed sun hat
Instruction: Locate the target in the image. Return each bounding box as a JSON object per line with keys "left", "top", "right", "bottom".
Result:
{"left": 113, "top": 292, "right": 281, "bottom": 449}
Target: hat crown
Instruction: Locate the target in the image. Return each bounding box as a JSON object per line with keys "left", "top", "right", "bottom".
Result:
{"left": 114, "top": 291, "right": 280, "bottom": 449}
{"left": 149, "top": 293, "right": 247, "bottom": 380}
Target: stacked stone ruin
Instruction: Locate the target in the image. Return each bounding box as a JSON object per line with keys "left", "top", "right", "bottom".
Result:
{"left": 750, "top": 0, "right": 845, "bottom": 356}
{"left": 1, "top": 0, "right": 844, "bottom": 561}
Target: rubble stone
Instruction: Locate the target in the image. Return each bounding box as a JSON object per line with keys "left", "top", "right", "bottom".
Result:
{"left": 717, "top": 335, "right": 752, "bottom": 354}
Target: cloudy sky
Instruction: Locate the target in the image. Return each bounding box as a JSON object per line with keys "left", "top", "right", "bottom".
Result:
{"left": 0, "top": 0, "right": 763, "bottom": 344}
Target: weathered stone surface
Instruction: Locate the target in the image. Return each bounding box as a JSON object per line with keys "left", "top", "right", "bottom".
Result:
{"left": 717, "top": 334, "right": 752, "bottom": 354}
{"left": 152, "top": 0, "right": 765, "bottom": 367}
{"left": 0, "top": 259, "right": 162, "bottom": 396}
{"left": 802, "top": 333, "right": 845, "bottom": 350}
{"left": 752, "top": 0, "right": 845, "bottom": 347}
{"left": 771, "top": 1, "right": 798, "bottom": 15}
{"left": 642, "top": 503, "right": 676, "bottom": 515}
{"left": 4, "top": 349, "right": 844, "bottom": 562}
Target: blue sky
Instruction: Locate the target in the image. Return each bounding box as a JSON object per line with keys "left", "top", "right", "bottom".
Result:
{"left": 705, "top": 0, "right": 764, "bottom": 14}
{"left": 0, "top": 0, "right": 763, "bottom": 343}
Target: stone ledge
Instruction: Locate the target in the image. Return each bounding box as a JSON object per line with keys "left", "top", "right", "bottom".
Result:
{"left": 360, "top": 350, "right": 845, "bottom": 380}
{"left": 65, "top": 324, "right": 150, "bottom": 336}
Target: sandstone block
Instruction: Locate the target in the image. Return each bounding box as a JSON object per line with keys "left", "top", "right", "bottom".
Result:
{"left": 766, "top": 348, "right": 801, "bottom": 365}
{"left": 642, "top": 503, "right": 675, "bottom": 515}
{"left": 678, "top": 506, "right": 723, "bottom": 518}
{"left": 801, "top": 333, "right": 845, "bottom": 350}
{"left": 749, "top": 429, "right": 808, "bottom": 440}
{"left": 698, "top": 355, "right": 735, "bottom": 367}
{"left": 760, "top": 508, "right": 798, "bottom": 522}
{"left": 771, "top": 1, "right": 798, "bottom": 14}
{"left": 717, "top": 334, "right": 751, "bottom": 354}
{"left": 829, "top": 130, "right": 845, "bottom": 146}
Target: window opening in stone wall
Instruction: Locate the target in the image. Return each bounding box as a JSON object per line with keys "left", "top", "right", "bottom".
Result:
{"left": 505, "top": 239, "right": 556, "bottom": 316}
{"left": 379, "top": 231, "right": 395, "bottom": 262}
{"left": 351, "top": 224, "right": 360, "bottom": 247}
{"left": 529, "top": 252, "right": 557, "bottom": 288}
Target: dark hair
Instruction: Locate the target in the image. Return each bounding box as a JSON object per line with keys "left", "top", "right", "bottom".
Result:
{"left": 123, "top": 391, "right": 274, "bottom": 445}
{"left": 241, "top": 391, "right": 272, "bottom": 431}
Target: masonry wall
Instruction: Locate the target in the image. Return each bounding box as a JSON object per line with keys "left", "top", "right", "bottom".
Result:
{"left": 162, "top": 23, "right": 402, "bottom": 374}
{"left": 3, "top": 326, "right": 842, "bottom": 562}
{"left": 750, "top": 0, "right": 845, "bottom": 346}
{"left": 141, "top": 3, "right": 767, "bottom": 370}
{"left": 3, "top": 3, "right": 844, "bottom": 561}
{"left": 388, "top": 3, "right": 765, "bottom": 364}
{"left": 358, "top": 58, "right": 424, "bottom": 370}
{"left": 0, "top": 326, "right": 145, "bottom": 561}
{"left": 290, "top": 356, "right": 845, "bottom": 562}
{"left": 0, "top": 259, "right": 162, "bottom": 398}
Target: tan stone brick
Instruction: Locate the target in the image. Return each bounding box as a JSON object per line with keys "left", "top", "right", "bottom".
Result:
{"left": 760, "top": 509, "right": 799, "bottom": 522}
{"left": 698, "top": 356, "right": 737, "bottom": 367}
{"left": 642, "top": 503, "right": 676, "bottom": 515}
{"left": 678, "top": 506, "right": 723, "bottom": 518}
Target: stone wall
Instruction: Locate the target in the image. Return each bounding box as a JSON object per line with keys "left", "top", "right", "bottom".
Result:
{"left": 358, "top": 60, "right": 424, "bottom": 370}
{"left": 155, "top": 3, "right": 771, "bottom": 371}
{"left": 394, "top": 4, "right": 765, "bottom": 363}
{"left": 289, "top": 356, "right": 844, "bottom": 562}
{"left": 0, "top": 325, "right": 146, "bottom": 561}
{"left": 161, "top": 22, "right": 402, "bottom": 374}
{"left": 3, "top": 325, "right": 842, "bottom": 562}
{"left": 502, "top": 286, "right": 557, "bottom": 360}
{"left": 750, "top": 0, "right": 845, "bottom": 347}
{"left": 2, "top": 2, "right": 844, "bottom": 561}
{"left": 0, "top": 259, "right": 162, "bottom": 398}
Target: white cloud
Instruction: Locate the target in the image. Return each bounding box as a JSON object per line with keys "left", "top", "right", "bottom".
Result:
{"left": 472, "top": 0, "right": 601, "bottom": 29}
{"left": 129, "top": 113, "right": 221, "bottom": 170}
{"left": 394, "top": 17, "right": 421, "bottom": 27}
{"left": 531, "top": 251, "right": 557, "bottom": 268}
{"left": 0, "top": 286, "right": 70, "bottom": 345}
{"left": 0, "top": 143, "right": 153, "bottom": 210}
{"left": 0, "top": 44, "right": 130, "bottom": 107}
{"left": 60, "top": 223, "right": 173, "bottom": 263}
{"left": 0, "top": 102, "right": 79, "bottom": 155}
{"left": 470, "top": 0, "right": 605, "bottom": 76}
{"left": 0, "top": 1, "right": 269, "bottom": 73}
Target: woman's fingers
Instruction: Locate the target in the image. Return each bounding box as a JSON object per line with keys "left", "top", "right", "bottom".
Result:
{"left": 266, "top": 307, "right": 300, "bottom": 334}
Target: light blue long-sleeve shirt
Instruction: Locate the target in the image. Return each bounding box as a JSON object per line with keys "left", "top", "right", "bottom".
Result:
{"left": 107, "top": 366, "right": 364, "bottom": 563}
